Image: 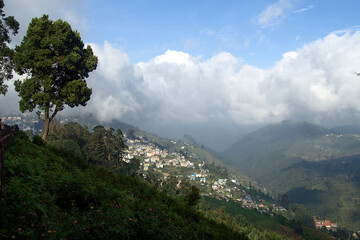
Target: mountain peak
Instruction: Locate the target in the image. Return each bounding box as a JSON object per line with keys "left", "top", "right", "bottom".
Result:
{"left": 250, "top": 120, "right": 332, "bottom": 140}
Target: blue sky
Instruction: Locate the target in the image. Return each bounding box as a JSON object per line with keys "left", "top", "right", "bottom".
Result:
{"left": 3, "top": 0, "right": 360, "bottom": 149}
{"left": 79, "top": 0, "right": 360, "bottom": 67}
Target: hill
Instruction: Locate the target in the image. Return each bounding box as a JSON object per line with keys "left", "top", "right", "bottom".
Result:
{"left": 222, "top": 120, "right": 360, "bottom": 230}
{"left": 222, "top": 120, "right": 335, "bottom": 181}
{"left": 332, "top": 124, "right": 360, "bottom": 135}
{"left": 203, "top": 197, "right": 333, "bottom": 240}
{"left": 1, "top": 129, "right": 297, "bottom": 239}
{"left": 126, "top": 127, "right": 260, "bottom": 188}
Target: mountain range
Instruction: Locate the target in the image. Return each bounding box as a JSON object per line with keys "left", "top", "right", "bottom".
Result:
{"left": 221, "top": 120, "right": 360, "bottom": 230}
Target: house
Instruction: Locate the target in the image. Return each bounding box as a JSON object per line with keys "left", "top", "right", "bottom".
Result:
{"left": 124, "top": 153, "right": 134, "bottom": 159}
{"left": 218, "top": 179, "right": 227, "bottom": 185}
{"left": 143, "top": 163, "right": 150, "bottom": 171}
{"left": 200, "top": 177, "right": 206, "bottom": 183}
{"left": 180, "top": 161, "right": 188, "bottom": 167}
{"left": 314, "top": 218, "right": 338, "bottom": 231}
{"left": 156, "top": 163, "right": 163, "bottom": 168}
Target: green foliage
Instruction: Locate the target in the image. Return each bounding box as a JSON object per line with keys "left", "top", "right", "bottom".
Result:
{"left": 47, "top": 122, "right": 127, "bottom": 169}
{"left": 32, "top": 135, "right": 45, "bottom": 146}
{"left": 1, "top": 133, "right": 250, "bottom": 239}
{"left": 280, "top": 194, "right": 290, "bottom": 209}
{"left": 83, "top": 126, "right": 126, "bottom": 166}
{"left": 201, "top": 198, "right": 290, "bottom": 240}
{"left": 0, "top": 0, "right": 19, "bottom": 95}
{"left": 222, "top": 120, "right": 360, "bottom": 230}
{"left": 292, "top": 204, "right": 315, "bottom": 229}
{"left": 203, "top": 197, "right": 332, "bottom": 240}
{"left": 185, "top": 185, "right": 201, "bottom": 207}
{"left": 13, "top": 15, "right": 97, "bottom": 141}
{"left": 56, "top": 122, "right": 90, "bottom": 149}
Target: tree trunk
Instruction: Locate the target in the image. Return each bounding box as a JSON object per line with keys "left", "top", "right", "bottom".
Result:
{"left": 42, "top": 117, "right": 50, "bottom": 142}
{"left": 42, "top": 106, "right": 59, "bottom": 142}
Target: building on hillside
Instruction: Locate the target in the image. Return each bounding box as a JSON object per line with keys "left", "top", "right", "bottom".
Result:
{"left": 314, "top": 218, "right": 338, "bottom": 231}
{"left": 143, "top": 163, "right": 150, "bottom": 171}
{"left": 156, "top": 162, "right": 164, "bottom": 168}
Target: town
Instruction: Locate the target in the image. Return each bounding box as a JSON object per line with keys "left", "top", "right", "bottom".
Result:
{"left": 123, "top": 135, "right": 287, "bottom": 215}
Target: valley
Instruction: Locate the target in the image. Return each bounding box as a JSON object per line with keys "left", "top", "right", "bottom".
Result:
{"left": 222, "top": 120, "right": 360, "bottom": 231}
{"left": 3, "top": 113, "right": 360, "bottom": 237}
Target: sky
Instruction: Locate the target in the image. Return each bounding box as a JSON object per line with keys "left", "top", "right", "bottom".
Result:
{"left": 2, "top": 0, "right": 360, "bottom": 150}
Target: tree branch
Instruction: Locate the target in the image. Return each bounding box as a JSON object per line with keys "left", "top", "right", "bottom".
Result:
{"left": 49, "top": 108, "right": 58, "bottom": 122}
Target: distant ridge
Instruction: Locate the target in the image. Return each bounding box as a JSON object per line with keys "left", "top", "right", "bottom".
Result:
{"left": 220, "top": 120, "right": 360, "bottom": 230}
{"left": 222, "top": 120, "right": 333, "bottom": 179}
{"left": 331, "top": 124, "right": 360, "bottom": 134}
{"left": 63, "top": 114, "right": 139, "bottom": 133}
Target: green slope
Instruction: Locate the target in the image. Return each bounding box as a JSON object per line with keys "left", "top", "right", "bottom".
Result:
{"left": 1, "top": 133, "right": 248, "bottom": 239}
{"left": 221, "top": 120, "right": 360, "bottom": 230}
{"left": 1, "top": 131, "right": 303, "bottom": 239}
{"left": 203, "top": 197, "right": 332, "bottom": 240}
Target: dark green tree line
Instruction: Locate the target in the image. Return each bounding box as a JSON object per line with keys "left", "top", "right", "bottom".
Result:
{"left": 0, "top": 0, "right": 19, "bottom": 95}
{"left": 83, "top": 126, "right": 126, "bottom": 166}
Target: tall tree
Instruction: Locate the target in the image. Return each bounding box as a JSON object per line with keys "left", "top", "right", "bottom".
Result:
{"left": 0, "top": 0, "right": 19, "bottom": 95}
{"left": 84, "top": 126, "right": 126, "bottom": 166}
{"left": 14, "top": 15, "right": 97, "bottom": 141}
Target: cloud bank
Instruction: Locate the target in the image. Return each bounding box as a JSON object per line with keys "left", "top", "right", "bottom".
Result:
{"left": 2, "top": 0, "right": 360, "bottom": 147}
{"left": 79, "top": 31, "right": 360, "bottom": 133}
{"left": 3, "top": 28, "right": 360, "bottom": 145}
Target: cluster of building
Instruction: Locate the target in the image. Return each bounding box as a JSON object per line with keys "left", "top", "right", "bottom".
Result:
{"left": 124, "top": 139, "right": 196, "bottom": 170}
{"left": 234, "top": 192, "right": 285, "bottom": 213}
{"left": 314, "top": 218, "right": 338, "bottom": 231}
{"left": 1, "top": 114, "right": 40, "bottom": 132}
{"left": 123, "top": 137, "right": 287, "bottom": 216}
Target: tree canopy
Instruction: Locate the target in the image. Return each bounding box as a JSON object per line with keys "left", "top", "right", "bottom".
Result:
{"left": 0, "top": 0, "right": 19, "bottom": 95}
{"left": 14, "top": 15, "right": 97, "bottom": 141}
{"left": 84, "top": 126, "right": 126, "bottom": 166}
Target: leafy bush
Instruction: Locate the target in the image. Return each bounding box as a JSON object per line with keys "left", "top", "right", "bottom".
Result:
{"left": 32, "top": 135, "right": 44, "bottom": 146}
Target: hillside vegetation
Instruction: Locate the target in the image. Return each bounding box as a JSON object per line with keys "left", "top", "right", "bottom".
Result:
{"left": 0, "top": 128, "right": 294, "bottom": 239}
{"left": 222, "top": 120, "right": 360, "bottom": 230}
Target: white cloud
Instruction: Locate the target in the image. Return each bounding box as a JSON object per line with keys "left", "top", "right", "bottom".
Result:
{"left": 331, "top": 25, "right": 360, "bottom": 35}
{"left": 257, "top": 0, "right": 294, "bottom": 28}
{"left": 293, "top": 5, "right": 314, "bottom": 14}
{"left": 77, "top": 31, "right": 360, "bottom": 130}
{"left": 82, "top": 41, "right": 145, "bottom": 123}
{"left": 3, "top": 6, "right": 360, "bottom": 143}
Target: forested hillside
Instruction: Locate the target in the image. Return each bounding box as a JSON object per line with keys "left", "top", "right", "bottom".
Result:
{"left": 1, "top": 127, "right": 295, "bottom": 239}
{"left": 222, "top": 120, "right": 360, "bottom": 230}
